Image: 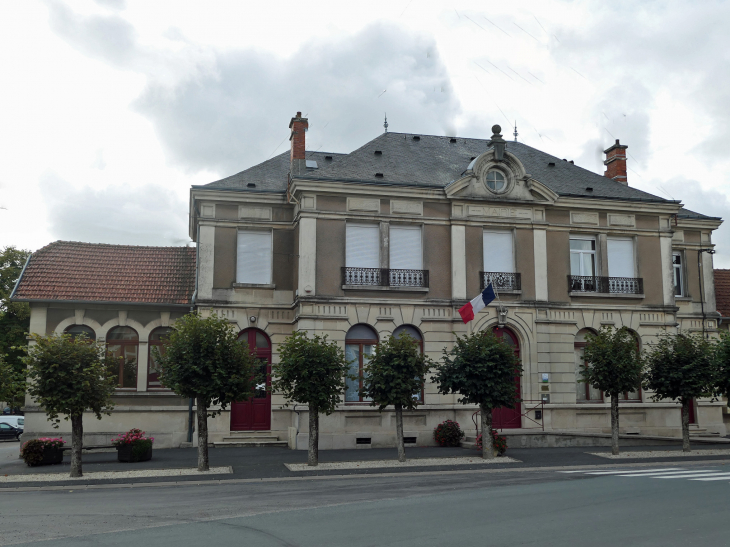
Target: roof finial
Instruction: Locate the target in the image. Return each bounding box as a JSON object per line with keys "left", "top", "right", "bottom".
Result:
{"left": 514, "top": 121, "right": 518, "bottom": 142}
{"left": 384, "top": 113, "right": 388, "bottom": 133}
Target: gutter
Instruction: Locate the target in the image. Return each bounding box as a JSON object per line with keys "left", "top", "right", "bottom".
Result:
{"left": 8, "top": 298, "right": 191, "bottom": 308}
{"left": 8, "top": 254, "right": 31, "bottom": 301}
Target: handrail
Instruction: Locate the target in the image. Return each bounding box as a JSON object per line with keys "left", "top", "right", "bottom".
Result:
{"left": 342, "top": 267, "right": 429, "bottom": 288}
{"left": 480, "top": 271, "right": 521, "bottom": 291}
{"left": 568, "top": 275, "right": 643, "bottom": 294}
{"left": 471, "top": 400, "right": 546, "bottom": 438}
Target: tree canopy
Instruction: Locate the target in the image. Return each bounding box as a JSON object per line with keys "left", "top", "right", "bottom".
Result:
{"left": 0, "top": 246, "right": 31, "bottom": 388}
{"left": 581, "top": 326, "right": 643, "bottom": 397}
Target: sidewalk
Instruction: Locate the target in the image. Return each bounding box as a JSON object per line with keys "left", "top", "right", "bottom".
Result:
{"left": 3, "top": 441, "right": 730, "bottom": 489}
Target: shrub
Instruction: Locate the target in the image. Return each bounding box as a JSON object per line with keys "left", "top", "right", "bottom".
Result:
{"left": 476, "top": 429, "right": 507, "bottom": 456}
{"left": 433, "top": 419, "right": 464, "bottom": 447}
{"left": 112, "top": 428, "right": 155, "bottom": 461}
{"left": 20, "top": 437, "right": 66, "bottom": 466}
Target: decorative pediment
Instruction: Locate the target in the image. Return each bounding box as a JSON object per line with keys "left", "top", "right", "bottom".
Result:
{"left": 445, "top": 149, "right": 557, "bottom": 204}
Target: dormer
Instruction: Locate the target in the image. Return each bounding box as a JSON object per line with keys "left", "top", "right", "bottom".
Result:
{"left": 446, "top": 125, "right": 557, "bottom": 204}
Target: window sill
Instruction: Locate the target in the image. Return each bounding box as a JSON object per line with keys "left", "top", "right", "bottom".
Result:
{"left": 569, "top": 292, "right": 645, "bottom": 299}
{"left": 342, "top": 285, "right": 429, "bottom": 293}
{"left": 233, "top": 283, "right": 276, "bottom": 289}
{"left": 494, "top": 290, "right": 522, "bottom": 295}
{"left": 675, "top": 296, "right": 692, "bottom": 301}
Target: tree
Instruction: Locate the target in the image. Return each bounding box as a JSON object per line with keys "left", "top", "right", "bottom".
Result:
{"left": 361, "top": 332, "right": 432, "bottom": 462}
{"left": 272, "top": 331, "right": 349, "bottom": 466}
{"left": 0, "top": 354, "right": 25, "bottom": 410}
{"left": 645, "top": 332, "right": 716, "bottom": 452}
{"left": 156, "top": 312, "right": 258, "bottom": 471}
{"left": 713, "top": 331, "right": 730, "bottom": 406}
{"left": 0, "top": 246, "right": 31, "bottom": 404}
{"left": 581, "top": 326, "right": 644, "bottom": 456}
{"left": 435, "top": 330, "right": 522, "bottom": 459}
{"left": 24, "top": 333, "right": 117, "bottom": 477}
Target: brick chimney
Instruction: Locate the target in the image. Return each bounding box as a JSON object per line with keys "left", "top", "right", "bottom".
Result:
{"left": 289, "top": 111, "right": 308, "bottom": 175}
{"left": 604, "top": 139, "right": 628, "bottom": 185}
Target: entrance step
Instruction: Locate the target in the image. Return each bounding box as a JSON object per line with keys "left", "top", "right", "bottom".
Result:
{"left": 210, "top": 431, "right": 287, "bottom": 448}
{"left": 211, "top": 440, "right": 288, "bottom": 448}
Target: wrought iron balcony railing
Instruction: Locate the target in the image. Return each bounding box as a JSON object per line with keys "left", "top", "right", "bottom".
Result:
{"left": 480, "top": 272, "right": 521, "bottom": 291}
{"left": 342, "top": 267, "right": 429, "bottom": 288}
{"left": 568, "top": 275, "right": 644, "bottom": 295}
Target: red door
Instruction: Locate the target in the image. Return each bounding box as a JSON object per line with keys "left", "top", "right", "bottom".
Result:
{"left": 230, "top": 328, "right": 271, "bottom": 431}
{"left": 492, "top": 327, "right": 522, "bottom": 429}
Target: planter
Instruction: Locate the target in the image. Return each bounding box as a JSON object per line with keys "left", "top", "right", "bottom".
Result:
{"left": 116, "top": 444, "right": 153, "bottom": 463}
{"left": 29, "top": 447, "right": 64, "bottom": 467}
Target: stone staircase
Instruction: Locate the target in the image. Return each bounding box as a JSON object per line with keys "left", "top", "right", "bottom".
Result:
{"left": 209, "top": 431, "right": 288, "bottom": 448}
{"left": 688, "top": 424, "right": 722, "bottom": 438}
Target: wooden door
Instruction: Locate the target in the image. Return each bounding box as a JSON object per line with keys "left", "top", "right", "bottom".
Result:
{"left": 230, "top": 328, "right": 271, "bottom": 431}
{"left": 492, "top": 327, "right": 522, "bottom": 429}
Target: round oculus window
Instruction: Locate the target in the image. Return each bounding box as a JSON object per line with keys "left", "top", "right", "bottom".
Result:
{"left": 486, "top": 170, "right": 506, "bottom": 192}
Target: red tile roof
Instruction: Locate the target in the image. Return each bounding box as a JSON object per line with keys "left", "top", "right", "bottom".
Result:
{"left": 715, "top": 269, "right": 730, "bottom": 318}
{"left": 12, "top": 241, "right": 196, "bottom": 305}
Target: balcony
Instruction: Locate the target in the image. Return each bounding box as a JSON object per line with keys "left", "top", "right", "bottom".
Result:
{"left": 480, "top": 272, "right": 521, "bottom": 292}
{"left": 342, "top": 267, "right": 429, "bottom": 288}
{"left": 568, "top": 275, "right": 644, "bottom": 295}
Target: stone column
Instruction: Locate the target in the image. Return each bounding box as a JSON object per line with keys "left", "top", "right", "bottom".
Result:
{"left": 298, "top": 217, "right": 317, "bottom": 296}
{"left": 197, "top": 224, "right": 215, "bottom": 301}
{"left": 533, "top": 229, "right": 548, "bottom": 301}
{"left": 451, "top": 225, "right": 466, "bottom": 300}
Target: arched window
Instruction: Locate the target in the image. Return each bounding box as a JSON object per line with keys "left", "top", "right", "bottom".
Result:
{"left": 345, "top": 324, "right": 378, "bottom": 403}
{"left": 148, "top": 327, "right": 173, "bottom": 390}
{"left": 65, "top": 324, "right": 96, "bottom": 342}
{"left": 106, "top": 326, "right": 139, "bottom": 390}
{"left": 575, "top": 329, "right": 601, "bottom": 402}
{"left": 393, "top": 325, "right": 424, "bottom": 402}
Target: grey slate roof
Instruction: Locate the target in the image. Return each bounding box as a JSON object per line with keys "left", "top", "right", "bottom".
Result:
{"left": 677, "top": 207, "right": 721, "bottom": 221}
{"left": 199, "top": 132, "right": 676, "bottom": 204}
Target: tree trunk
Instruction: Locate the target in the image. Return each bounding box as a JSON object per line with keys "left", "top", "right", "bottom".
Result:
{"left": 196, "top": 397, "right": 209, "bottom": 472}
{"left": 308, "top": 405, "right": 318, "bottom": 467}
{"left": 611, "top": 392, "right": 620, "bottom": 456}
{"left": 70, "top": 413, "right": 83, "bottom": 478}
{"left": 480, "top": 405, "right": 494, "bottom": 460}
{"left": 395, "top": 404, "right": 406, "bottom": 463}
{"left": 681, "top": 398, "right": 691, "bottom": 453}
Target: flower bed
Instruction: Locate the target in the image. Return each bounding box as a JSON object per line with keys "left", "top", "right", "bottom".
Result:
{"left": 20, "top": 438, "right": 66, "bottom": 466}
{"left": 112, "top": 429, "right": 154, "bottom": 462}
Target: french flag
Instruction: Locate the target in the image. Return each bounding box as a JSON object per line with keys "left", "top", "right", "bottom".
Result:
{"left": 458, "top": 284, "right": 496, "bottom": 323}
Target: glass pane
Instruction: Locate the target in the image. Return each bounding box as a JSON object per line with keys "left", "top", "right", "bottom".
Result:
{"left": 148, "top": 345, "right": 165, "bottom": 388}
{"left": 122, "top": 346, "right": 137, "bottom": 389}
{"left": 255, "top": 331, "right": 269, "bottom": 348}
{"left": 626, "top": 389, "right": 640, "bottom": 401}
{"left": 575, "top": 350, "right": 586, "bottom": 401}
{"left": 570, "top": 239, "right": 594, "bottom": 251}
{"left": 107, "top": 327, "right": 138, "bottom": 341}
{"left": 346, "top": 324, "right": 378, "bottom": 341}
{"left": 254, "top": 361, "right": 267, "bottom": 398}
{"left": 362, "top": 345, "right": 373, "bottom": 402}
{"left": 589, "top": 384, "right": 602, "bottom": 401}
{"left": 393, "top": 325, "right": 422, "bottom": 341}
{"left": 345, "top": 345, "right": 360, "bottom": 401}
{"left": 149, "top": 327, "right": 173, "bottom": 342}
{"left": 65, "top": 325, "right": 96, "bottom": 341}
{"left": 581, "top": 253, "right": 595, "bottom": 276}
{"left": 570, "top": 253, "right": 581, "bottom": 276}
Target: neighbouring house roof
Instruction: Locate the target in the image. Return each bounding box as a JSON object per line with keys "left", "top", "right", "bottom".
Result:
{"left": 715, "top": 269, "right": 730, "bottom": 318}
{"left": 11, "top": 241, "right": 196, "bottom": 305}
{"left": 198, "top": 133, "right": 677, "bottom": 204}
{"left": 677, "top": 207, "right": 722, "bottom": 221}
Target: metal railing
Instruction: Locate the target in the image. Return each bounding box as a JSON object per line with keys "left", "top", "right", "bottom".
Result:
{"left": 471, "top": 400, "right": 546, "bottom": 437}
{"left": 342, "top": 267, "right": 429, "bottom": 288}
{"left": 480, "top": 271, "right": 521, "bottom": 291}
{"left": 568, "top": 275, "right": 643, "bottom": 295}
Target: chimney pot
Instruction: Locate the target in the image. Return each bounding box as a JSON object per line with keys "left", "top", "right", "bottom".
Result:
{"left": 603, "top": 139, "right": 629, "bottom": 186}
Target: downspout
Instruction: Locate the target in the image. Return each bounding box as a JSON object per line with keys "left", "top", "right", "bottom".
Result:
{"left": 187, "top": 212, "right": 201, "bottom": 444}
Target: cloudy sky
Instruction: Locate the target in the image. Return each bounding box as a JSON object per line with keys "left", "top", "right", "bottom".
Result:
{"left": 1, "top": 0, "right": 729, "bottom": 265}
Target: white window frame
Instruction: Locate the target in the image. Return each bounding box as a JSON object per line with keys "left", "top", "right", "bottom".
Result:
{"left": 569, "top": 236, "right": 596, "bottom": 277}
{"left": 236, "top": 229, "right": 273, "bottom": 285}
{"left": 673, "top": 250, "right": 685, "bottom": 297}
{"left": 389, "top": 224, "right": 423, "bottom": 271}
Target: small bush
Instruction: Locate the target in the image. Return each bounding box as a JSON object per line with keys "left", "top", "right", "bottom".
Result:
{"left": 20, "top": 437, "right": 66, "bottom": 466}
{"left": 475, "top": 429, "right": 507, "bottom": 456}
{"left": 112, "top": 428, "right": 155, "bottom": 460}
{"left": 433, "top": 419, "right": 464, "bottom": 447}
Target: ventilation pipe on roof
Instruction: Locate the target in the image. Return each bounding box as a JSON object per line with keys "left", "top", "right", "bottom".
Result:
{"left": 604, "top": 139, "right": 628, "bottom": 186}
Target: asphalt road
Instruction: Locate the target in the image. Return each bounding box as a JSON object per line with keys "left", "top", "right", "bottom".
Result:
{"left": 2, "top": 463, "right": 728, "bottom": 546}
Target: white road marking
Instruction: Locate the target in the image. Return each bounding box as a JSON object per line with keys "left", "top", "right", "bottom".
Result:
{"left": 655, "top": 472, "right": 730, "bottom": 479}
{"left": 582, "top": 468, "right": 681, "bottom": 475}
{"left": 616, "top": 469, "right": 720, "bottom": 477}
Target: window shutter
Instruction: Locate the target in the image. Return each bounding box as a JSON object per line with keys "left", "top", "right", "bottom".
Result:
{"left": 483, "top": 231, "right": 514, "bottom": 272}
{"left": 390, "top": 226, "right": 422, "bottom": 270}
{"left": 346, "top": 224, "right": 379, "bottom": 268}
{"left": 607, "top": 238, "right": 634, "bottom": 278}
{"left": 237, "top": 231, "right": 272, "bottom": 284}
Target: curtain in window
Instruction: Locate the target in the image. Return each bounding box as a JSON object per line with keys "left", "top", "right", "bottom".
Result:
{"left": 237, "top": 231, "right": 272, "bottom": 284}
{"left": 346, "top": 224, "right": 379, "bottom": 268}
{"left": 607, "top": 238, "right": 634, "bottom": 278}
{"left": 390, "top": 226, "right": 422, "bottom": 270}
{"left": 483, "top": 231, "right": 514, "bottom": 272}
